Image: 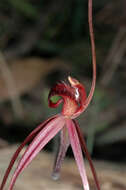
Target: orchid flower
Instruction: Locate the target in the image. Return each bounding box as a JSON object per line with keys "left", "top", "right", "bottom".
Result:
{"left": 0, "top": 76, "right": 100, "bottom": 190}
{"left": 0, "top": 0, "right": 101, "bottom": 190}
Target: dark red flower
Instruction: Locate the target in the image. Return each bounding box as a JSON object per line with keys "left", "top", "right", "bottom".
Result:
{"left": 0, "top": 0, "right": 101, "bottom": 190}
{"left": 0, "top": 76, "right": 100, "bottom": 190}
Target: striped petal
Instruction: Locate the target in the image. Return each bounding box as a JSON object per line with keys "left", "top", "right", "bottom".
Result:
{"left": 0, "top": 114, "right": 59, "bottom": 190}
{"left": 8, "top": 115, "right": 65, "bottom": 190}
{"left": 66, "top": 118, "right": 89, "bottom": 190}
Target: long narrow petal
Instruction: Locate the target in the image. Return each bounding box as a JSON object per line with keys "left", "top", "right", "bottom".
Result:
{"left": 52, "top": 127, "right": 70, "bottom": 180}
{"left": 73, "top": 120, "right": 101, "bottom": 190}
{"left": 8, "top": 115, "right": 65, "bottom": 190}
{"left": 0, "top": 114, "right": 59, "bottom": 190}
{"left": 66, "top": 118, "right": 89, "bottom": 190}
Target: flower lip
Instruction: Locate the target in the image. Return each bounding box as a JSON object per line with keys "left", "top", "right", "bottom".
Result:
{"left": 48, "top": 76, "right": 87, "bottom": 118}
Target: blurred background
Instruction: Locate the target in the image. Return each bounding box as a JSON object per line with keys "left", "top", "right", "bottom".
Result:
{"left": 0, "top": 0, "right": 126, "bottom": 164}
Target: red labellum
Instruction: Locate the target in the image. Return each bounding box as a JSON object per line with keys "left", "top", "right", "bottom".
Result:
{"left": 48, "top": 76, "right": 87, "bottom": 118}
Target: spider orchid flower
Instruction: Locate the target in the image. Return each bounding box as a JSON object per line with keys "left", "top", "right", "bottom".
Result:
{"left": 0, "top": 0, "right": 101, "bottom": 190}
{"left": 0, "top": 76, "right": 100, "bottom": 190}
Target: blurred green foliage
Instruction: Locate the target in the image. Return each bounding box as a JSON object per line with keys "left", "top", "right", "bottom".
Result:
{"left": 8, "top": 0, "right": 38, "bottom": 19}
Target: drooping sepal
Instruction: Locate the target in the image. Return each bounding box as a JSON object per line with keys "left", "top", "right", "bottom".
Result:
{"left": 73, "top": 119, "right": 101, "bottom": 190}
{"left": 0, "top": 114, "right": 59, "bottom": 190}
{"left": 52, "top": 127, "right": 70, "bottom": 180}
{"left": 66, "top": 118, "right": 89, "bottom": 190}
{"left": 5, "top": 116, "right": 65, "bottom": 190}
